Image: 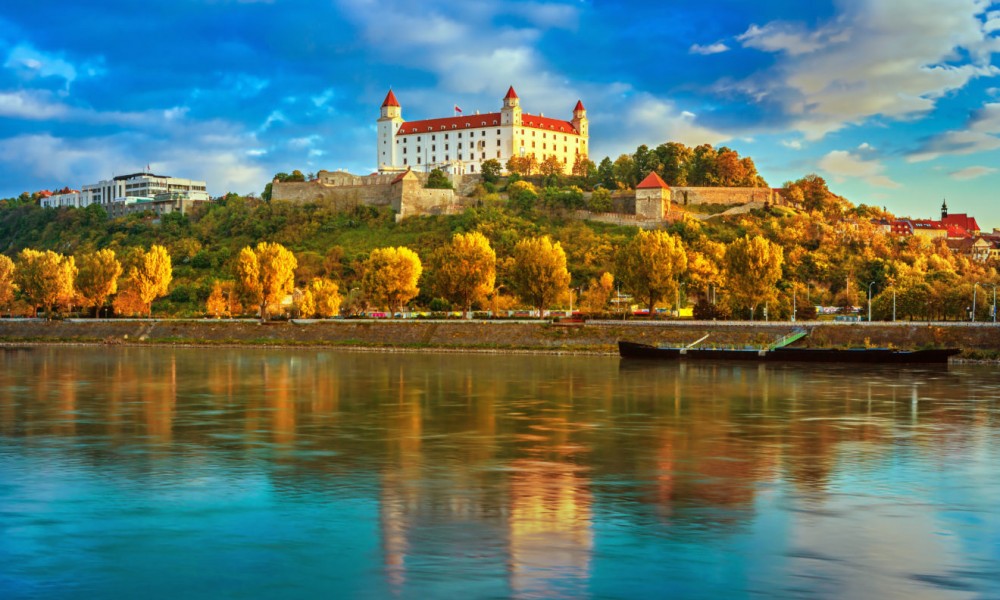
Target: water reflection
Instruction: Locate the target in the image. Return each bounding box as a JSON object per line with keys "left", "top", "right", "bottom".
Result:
{"left": 0, "top": 347, "right": 998, "bottom": 599}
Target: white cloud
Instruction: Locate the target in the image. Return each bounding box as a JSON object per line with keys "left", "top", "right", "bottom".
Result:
{"left": 733, "top": 0, "right": 1000, "bottom": 139}
{"left": 615, "top": 94, "right": 732, "bottom": 150}
{"left": 818, "top": 149, "right": 901, "bottom": 188}
{"left": 909, "top": 102, "right": 1000, "bottom": 161}
{"left": 690, "top": 42, "right": 729, "bottom": 55}
{"left": 0, "top": 90, "right": 70, "bottom": 119}
{"left": 3, "top": 43, "right": 104, "bottom": 89}
{"left": 949, "top": 165, "right": 997, "bottom": 180}
{"left": 781, "top": 139, "right": 803, "bottom": 150}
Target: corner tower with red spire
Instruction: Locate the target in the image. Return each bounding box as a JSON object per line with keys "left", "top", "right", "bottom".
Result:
{"left": 376, "top": 85, "right": 589, "bottom": 176}
{"left": 378, "top": 89, "right": 404, "bottom": 171}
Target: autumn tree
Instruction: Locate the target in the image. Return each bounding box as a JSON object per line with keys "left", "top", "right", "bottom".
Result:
{"left": 723, "top": 235, "right": 784, "bottom": 320}
{"left": 206, "top": 280, "right": 229, "bottom": 318}
{"left": 235, "top": 241, "right": 298, "bottom": 322}
{"left": 510, "top": 236, "right": 571, "bottom": 317}
{"left": 616, "top": 230, "right": 688, "bottom": 314}
{"left": 296, "top": 288, "right": 316, "bottom": 318}
{"left": 0, "top": 255, "right": 15, "bottom": 314}
{"left": 115, "top": 245, "right": 172, "bottom": 318}
{"left": 75, "top": 249, "right": 123, "bottom": 317}
{"left": 571, "top": 154, "right": 595, "bottom": 179}
{"left": 310, "top": 278, "right": 342, "bottom": 318}
{"left": 15, "top": 249, "right": 76, "bottom": 318}
{"left": 431, "top": 231, "right": 496, "bottom": 318}
{"left": 362, "top": 246, "right": 422, "bottom": 315}
{"left": 579, "top": 272, "right": 614, "bottom": 314}
{"left": 539, "top": 155, "right": 564, "bottom": 178}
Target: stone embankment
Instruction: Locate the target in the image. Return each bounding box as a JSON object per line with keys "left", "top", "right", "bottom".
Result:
{"left": 0, "top": 319, "right": 997, "bottom": 356}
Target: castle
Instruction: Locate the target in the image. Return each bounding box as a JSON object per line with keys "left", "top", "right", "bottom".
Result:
{"left": 377, "top": 86, "right": 588, "bottom": 176}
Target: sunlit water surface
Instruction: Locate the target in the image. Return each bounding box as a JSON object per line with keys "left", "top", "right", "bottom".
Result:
{"left": 0, "top": 347, "right": 998, "bottom": 599}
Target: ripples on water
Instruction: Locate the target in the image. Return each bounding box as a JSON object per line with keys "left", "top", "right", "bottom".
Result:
{"left": 0, "top": 347, "right": 998, "bottom": 599}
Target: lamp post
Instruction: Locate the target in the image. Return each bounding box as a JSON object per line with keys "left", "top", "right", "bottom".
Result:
{"left": 792, "top": 283, "right": 797, "bottom": 323}
{"left": 867, "top": 281, "right": 875, "bottom": 322}
{"left": 973, "top": 282, "right": 979, "bottom": 323}
{"left": 992, "top": 284, "right": 997, "bottom": 323}
{"left": 892, "top": 287, "right": 896, "bottom": 323}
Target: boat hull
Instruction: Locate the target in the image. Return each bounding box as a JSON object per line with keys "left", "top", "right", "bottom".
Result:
{"left": 618, "top": 341, "right": 960, "bottom": 364}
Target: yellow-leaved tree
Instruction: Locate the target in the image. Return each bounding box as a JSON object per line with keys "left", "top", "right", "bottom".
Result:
{"left": 234, "top": 242, "right": 298, "bottom": 322}
{"left": 115, "top": 245, "right": 172, "bottom": 317}
{"left": 15, "top": 249, "right": 76, "bottom": 318}
{"left": 431, "top": 231, "right": 496, "bottom": 318}
{"left": 616, "top": 230, "right": 688, "bottom": 314}
{"left": 310, "top": 278, "right": 342, "bottom": 318}
{"left": 361, "top": 246, "right": 422, "bottom": 316}
{"left": 205, "top": 280, "right": 229, "bottom": 318}
{"left": 75, "top": 249, "right": 123, "bottom": 318}
{"left": 296, "top": 288, "right": 316, "bottom": 319}
{"left": 0, "top": 254, "right": 16, "bottom": 315}
{"left": 510, "top": 236, "right": 571, "bottom": 317}
{"left": 579, "top": 271, "right": 614, "bottom": 314}
{"left": 723, "top": 235, "right": 784, "bottom": 320}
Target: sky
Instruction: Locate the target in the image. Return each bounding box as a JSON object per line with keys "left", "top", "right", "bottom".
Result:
{"left": 1, "top": 0, "right": 999, "bottom": 227}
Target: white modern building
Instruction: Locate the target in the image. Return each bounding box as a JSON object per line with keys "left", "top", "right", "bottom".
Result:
{"left": 41, "top": 172, "right": 209, "bottom": 215}
{"left": 377, "top": 86, "right": 589, "bottom": 175}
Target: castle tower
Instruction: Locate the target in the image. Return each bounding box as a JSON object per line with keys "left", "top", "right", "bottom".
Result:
{"left": 571, "top": 100, "right": 588, "bottom": 137}
{"left": 378, "top": 90, "right": 403, "bottom": 171}
{"left": 635, "top": 171, "right": 671, "bottom": 220}
{"left": 941, "top": 198, "right": 948, "bottom": 220}
{"left": 501, "top": 85, "right": 522, "bottom": 126}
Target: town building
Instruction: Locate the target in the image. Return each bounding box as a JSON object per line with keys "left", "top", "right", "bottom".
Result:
{"left": 377, "top": 86, "right": 588, "bottom": 176}
{"left": 886, "top": 200, "right": 996, "bottom": 261}
{"left": 40, "top": 172, "right": 210, "bottom": 216}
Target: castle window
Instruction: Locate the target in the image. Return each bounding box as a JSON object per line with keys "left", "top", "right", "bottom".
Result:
{"left": 465, "top": 123, "right": 470, "bottom": 127}
{"left": 496, "top": 151, "right": 501, "bottom": 158}
{"left": 445, "top": 144, "right": 449, "bottom": 150}
{"left": 445, "top": 155, "right": 449, "bottom": 161}
{"left": 432, "top": 135, "right": 436, "bottom": 141}
{"left": 481, "top": 152, "right": 486, "bottom": 159}
{"left": 481, "top": 121, "right": 486, "bottom": 126}
{"left": 481, "top": 131, "right": 486, "bottom": 136}
{"left": 445, "top": 134, "right": 449, "bottom": 140}
{"left": 564, "top": 146, "right": 567, "bottom": 152}
{"left": 564, "top": 136, "right": 568, "bottom": 141}
{"left": 543, "top": 133, "right": 546, "bottom": 138}
{"left": 493, "top": 121, "right": 497, "bottom": 125}
{"left": 432, "top": 156, "right": 436, "bottom": 162}
{"left": 403, "top": 148, "right": 407, "bottom": 154}
{"left": 432, "top": 145, "right": 436, "bottom": 151}
{"left": 543, "top": 143, "right": 547, "bottom": 150}
{"left": 496, "top": 140, "right": 500, "bottom": 147}
{"left": 452, "top": 125, "right": 456, "bottom": 129}
{"left": 440, "top": 127, "right": 445, "bottom": 130}
{"left": 532, "top": 141, "right": 535, "bottom": 148}
{"left": 403, "top": 159, "right": 408, "bottom": 165}
{"left": 458, "top": 143, "right": 462, "bottom": 149}
{"left": 417, "top": 137, "right": 421, "bottom": 142}
{"left": 469, "top": 153, "right": 473, "bottom": 160}
{"left": 417, "top": 147, "right": 421, "bottom": 153}
{"left": 496, "top": 129, "right": 500, "bottom": 134}
{"left": 427, "top": 127, "right": 432, "bottom": 132}
{"left": 417, "top": 157, "right": 421, "bottom": 164}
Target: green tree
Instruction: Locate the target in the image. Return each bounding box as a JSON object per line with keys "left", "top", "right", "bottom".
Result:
{"left": 362, "top": 246, "right": 422, "bottom": 315}
{"left": 597, "top": 156, "right": 616, "bottom": 189}
{"left": 425, "top": 168, "right": 453, "bottom": 189}
{"left": 654, "top": 142, "right": 691, "bottom": 186}
{"left": 481, "top": 159, "right": 502, "bottom": 183}
{"left": 616, "top": 230, "right": 688, "bottom": 314}
{"left": 235, "top": 241, "right": 298, "bottom": 322}
{"left": 587, "top": 188, "right": 613, "bottom": 212}
{"left": 723, "top": 236, "right": 784, "bottom": 320}
{"left": 510, "top": 236, "right": 571, "bottom": 317}
{"left": 431, "top": 231, "right": 496, "bottom": 318}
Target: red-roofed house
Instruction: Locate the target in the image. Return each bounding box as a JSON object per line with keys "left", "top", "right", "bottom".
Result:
{"left": 377, "top": 86, "right": 588, "bottom": 176}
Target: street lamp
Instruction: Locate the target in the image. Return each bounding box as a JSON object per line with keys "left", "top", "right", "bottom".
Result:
{"left": 892, "top": 287, "right": 896, "bottom": 323}
{"left": 973, "top": 282, "right": 979, "bottom": 323}
{"left": 792, "top": 282, "right": 797, "bottom": 323}
{"left": 867, "top": 281, "right": 876, "bottom": 322}
{"left": 992, "top": 284, "right": 997, "bottom": 324}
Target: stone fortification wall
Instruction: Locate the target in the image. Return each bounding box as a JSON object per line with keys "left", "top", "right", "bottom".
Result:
{"left": 576, "top": 210, "right": 687, "bottom": 229}
{"left": 272, "top": 181, "right": 392, "bottom": 207}
{"left": 671, "top": 187, "right": 776, "bottom": 206}
{"left": 396, "top": 188, "right": 466, "bottom": 220}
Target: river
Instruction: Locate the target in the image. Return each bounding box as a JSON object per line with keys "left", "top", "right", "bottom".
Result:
{"left": 1, "top": 347, "right": 998, "bottom": 599}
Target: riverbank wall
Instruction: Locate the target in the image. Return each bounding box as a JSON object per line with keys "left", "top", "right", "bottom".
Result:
{"left": 0, "top": 319, "right": 997, "bottom": 355}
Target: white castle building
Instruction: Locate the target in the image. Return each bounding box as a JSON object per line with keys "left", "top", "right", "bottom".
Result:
{"left": 41, "top": 172, "right": 209, "bottom": 216}
{"left": 377, "top": 86, "right": 588, "bottom": 175}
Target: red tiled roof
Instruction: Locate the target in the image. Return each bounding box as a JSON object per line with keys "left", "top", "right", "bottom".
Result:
{"left": 504, "top": 86, "right": 518, "bottom": 100}
{"left": 912, "top": 219, "right": 945, "bottom": 230}
{"left": 942, "top": 213, "right": 980, "bottom": 233}
{"left": 381, "top": 89, "right": 400, "bottom": 108}
{"left": 397, "top": 112, "right": 503, "bottom": 135}
{"left": 396, "top": 112, "right": 579, "bottom": 135}
{"left": 574, "top": 100, "right": 585, "bottom": 112}
{"left": 520, "top": 113, "right": 578, "bottom": 133}
{"left": 391, "top": 168, "right": 412, "bottom": 184}
{"left": 637, "top": 172, "right": 670, "bottom": 189}
{"left": 946, "top": 224, "right": 969, "bottom": 238}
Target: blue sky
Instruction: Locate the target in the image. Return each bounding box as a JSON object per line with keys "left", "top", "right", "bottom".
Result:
{"left": 1, "top": 0, "right": 999, "bottom": 227}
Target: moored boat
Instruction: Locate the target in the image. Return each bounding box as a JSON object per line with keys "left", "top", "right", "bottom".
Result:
{"left": 618, "top": 340, "right": 960, "bottom": 364}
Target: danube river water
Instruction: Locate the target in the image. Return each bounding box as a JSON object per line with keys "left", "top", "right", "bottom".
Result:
{"left": 0, "top": 347, "right": 998, "bottom": 599}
